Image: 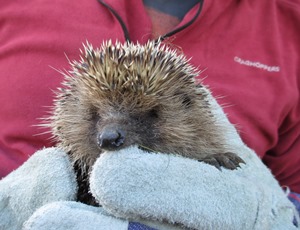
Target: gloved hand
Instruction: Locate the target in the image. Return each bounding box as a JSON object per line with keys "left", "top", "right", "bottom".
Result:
{"left": 0, "top": 147, "right": 149, "bottom": 230}
{"left": 0, "top": 148, "right": 77, "bottom": 230}
{"left": 89, "top": 145, "right": 299, "bottom": 230}
{"left": 20, "top": 144, "right": 298, "bottom": 230}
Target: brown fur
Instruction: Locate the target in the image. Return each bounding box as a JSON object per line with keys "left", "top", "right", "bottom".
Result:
{"left": 47, "top": 41, "right": 244, "bottom": 204}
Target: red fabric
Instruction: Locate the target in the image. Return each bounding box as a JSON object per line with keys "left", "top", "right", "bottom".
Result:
{"left": 0, "top": 0, "right": 299, "bottom": 193}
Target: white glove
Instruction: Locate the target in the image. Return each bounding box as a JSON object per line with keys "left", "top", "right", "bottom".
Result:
{"left": 0, "top": 148, "right": 77, "bottom": 230}
{"left": 6, "top": 144, "right": 298, "bottom": 230}
{"left": 23, "top": 201, "right": 129, "bottom": 230}
{"left": 88, "top": 145, "right": 298, "bottom": 230}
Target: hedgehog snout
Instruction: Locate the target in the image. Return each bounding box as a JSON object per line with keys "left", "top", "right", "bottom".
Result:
{"left": 97, "top": 125, "right": 125, "bottom": 150}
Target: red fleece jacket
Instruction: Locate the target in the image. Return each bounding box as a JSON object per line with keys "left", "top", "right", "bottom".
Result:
{"left": 0, "top": 0, "right": 299, "bottom": 193}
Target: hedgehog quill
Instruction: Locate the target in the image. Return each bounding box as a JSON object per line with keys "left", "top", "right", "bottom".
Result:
{"left": 47, "top": 40, "right": 245, "bottom": 205}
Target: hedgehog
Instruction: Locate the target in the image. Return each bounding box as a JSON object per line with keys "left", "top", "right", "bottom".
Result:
{"left": 47, "top": 40, "right": 245, "bottom": 205}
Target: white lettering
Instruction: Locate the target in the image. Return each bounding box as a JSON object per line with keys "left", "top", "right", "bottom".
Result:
{"left": 234, "top": 56, "right": 280, "bottom": 72}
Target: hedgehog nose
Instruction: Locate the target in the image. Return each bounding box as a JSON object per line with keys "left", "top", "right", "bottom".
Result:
{"left": 97, "top": 127, "right": 125, "bottom": 150}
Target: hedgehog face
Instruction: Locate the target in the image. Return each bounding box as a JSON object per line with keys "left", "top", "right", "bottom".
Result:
{"left": 51, "top": 41, "right": 221, "bottom": 168}
{"left": 93, "top": 103, "right": 161, "bottom": 152}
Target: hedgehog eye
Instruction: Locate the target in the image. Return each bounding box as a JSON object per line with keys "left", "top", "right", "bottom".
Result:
{"left": 88, "top": 109, "right": 101, "bottom": 122}
{"left": 148, "top": 108, "right": 159, "bottom": 119}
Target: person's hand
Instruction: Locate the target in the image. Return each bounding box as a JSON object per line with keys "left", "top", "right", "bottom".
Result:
{"left": 88, "top": 145, "right": 298, "bottom": 229}
{"left": 0, "top": 148, "right": 77, "bottom": 230}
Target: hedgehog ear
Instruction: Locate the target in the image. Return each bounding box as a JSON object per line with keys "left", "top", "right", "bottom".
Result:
{"left": 182, "top": 94, "right": 192, "bottom": 108}
{"left": 174, "top": 91, "right": 193, "bottom": 108}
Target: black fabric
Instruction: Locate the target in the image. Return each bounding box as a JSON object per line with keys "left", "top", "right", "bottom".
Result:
{"left": 143, "top": 0, "right": 200, "bottom": 20}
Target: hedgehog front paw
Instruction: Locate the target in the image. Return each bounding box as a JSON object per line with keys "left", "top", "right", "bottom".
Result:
{"left": 200, "top": 152, "right": 245, "bottom": 170}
